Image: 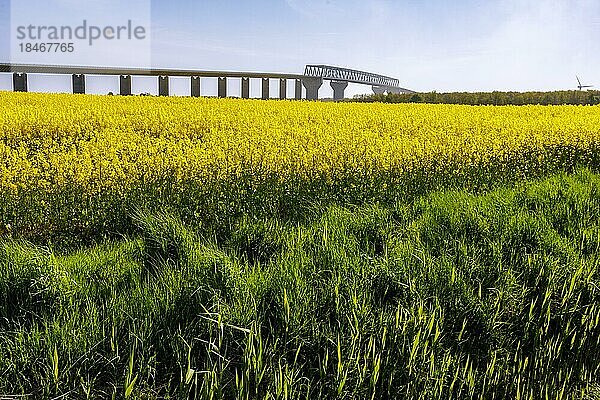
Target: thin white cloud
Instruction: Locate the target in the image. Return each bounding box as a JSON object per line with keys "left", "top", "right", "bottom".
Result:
{"left": 151, "top": 27, "right": 306, "bottom": 71}
{"left": 284, "top": 0, "right": 389, "bottom": 21}
{"left": 284, "top": 0, "right": 342, "bottom": 18}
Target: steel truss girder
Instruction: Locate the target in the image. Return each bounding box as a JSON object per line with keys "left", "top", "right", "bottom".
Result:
{"left": 304, "top": 65, "right": 400, "bottom": 88}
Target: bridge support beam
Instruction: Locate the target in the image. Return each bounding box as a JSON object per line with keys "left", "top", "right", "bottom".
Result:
{"left": 279, "top": 79, "right": 287, "bottom": 100}
{"left": 372, "top": 85, "right": 386, "bottom": 95}
{"left": 159, "top": 76, "right": 169, "bottom": 96}
{"left": 218, "top": 77, "right": 227, "bottom": 98}
{"left": 330, "top": 80, "right": 348, "bottom": 101}
{"left": 191, "top": 76, "right": 201, "bottom": 97}
{"left": 72, "top": 74, "right": 85, "bottom": 94}
{"left": 302, "top": 77, "right": 322, "bottom": 100}
{"left": 120, "top": 75, "right": 132, "bottom": 95}
{"left": 295, "top": 79, "right": 302, "bottom": 100}
{"left": 241, "top": 77, "right": 250, "bottom": 99}
{"left": 13, "top": 73, "right": 27, "bottom": 92}
{"left": 262, "top": 78, "right": 269, "bottom": 100}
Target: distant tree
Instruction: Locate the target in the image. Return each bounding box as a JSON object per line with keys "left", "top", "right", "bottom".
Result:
{"left": 409, "top": 94, "right": 422, "bottom": 103}
{"left": 350, "top": 90, "right": 600, "bottom": 106}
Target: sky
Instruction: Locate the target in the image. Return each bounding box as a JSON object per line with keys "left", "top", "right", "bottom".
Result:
{"left": 0, "top": 0, "right": 599, "bottom": 96}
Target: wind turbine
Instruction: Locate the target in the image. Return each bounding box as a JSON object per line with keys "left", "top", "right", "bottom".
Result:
{"left": 576, "top": 76, "right": 593, "bottom": 91}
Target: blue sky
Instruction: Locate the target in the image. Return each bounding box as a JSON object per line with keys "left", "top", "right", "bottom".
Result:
{"left": 1, "top": 0, "right": 599, "bottom": 96}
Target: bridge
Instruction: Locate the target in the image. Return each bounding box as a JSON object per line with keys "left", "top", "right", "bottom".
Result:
{"left": 0, "top": 63, "right": 414, "bottom": 100}
{"left": 304, "top": 65, "right": 414, "bottom": 98}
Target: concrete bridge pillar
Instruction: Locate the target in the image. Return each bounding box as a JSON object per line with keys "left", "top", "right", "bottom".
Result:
{"left": 218, "top": 77, "right": 227, "bottom": 98}
{"left": 13, "top": 73, "right": 27, "bottom": 92}
{"left": 295, "top": 79, "right": 302, "bottom": 100}
{"left": 159, "top": 76, "right": 169, "bottom": 96}
{"left": 279, "top": 79, "right": 287, "bottom": 100}
{"left": 72, "top": 74, "right": 85, "bottom": 94}
{"left": 372, "top": 85, "right": 386, "bottom": 95}
{"left": 120, "top": 75, "right": 132, "bottom": 95}
{"left": 241, "top": 77, "right": 250, "bottom": 99}
{"left": 191, "top": 76, "right": 201, "bottom": 97}
{"left": 302, "top": 77, "right": 322, "bottom": 100}
{"left": 330, "top": 80, "right": 348, "bottom": 101}
{"left": 262, "top": 78, "right": 270, "bottom": 100}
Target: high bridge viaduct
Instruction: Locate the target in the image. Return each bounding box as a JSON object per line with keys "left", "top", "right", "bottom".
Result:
{"left": 0, "top": 63, "right": 414, "bottom": 100}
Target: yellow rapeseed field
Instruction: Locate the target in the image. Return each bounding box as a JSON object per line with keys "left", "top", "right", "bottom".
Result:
{"left": 1, "top": 92, "right": 599, "bottom": 195}
{"left": 1, "top": 91, "right": 600, "bottom": 239}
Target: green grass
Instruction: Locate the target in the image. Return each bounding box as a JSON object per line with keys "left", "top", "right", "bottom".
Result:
{"left": 2, "top": 170, "right": 600, "bottom": 398}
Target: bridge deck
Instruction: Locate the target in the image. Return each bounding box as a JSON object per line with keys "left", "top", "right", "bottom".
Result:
{"left": 0, "top": 63, "right": 306, "bottom": 80}
{"left": 0, "top": 63, "right": 414, "bottom": 97}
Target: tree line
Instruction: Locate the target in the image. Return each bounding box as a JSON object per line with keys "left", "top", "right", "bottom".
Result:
{"left": 351, "top": 90, "right": 600, "bottom": 105}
